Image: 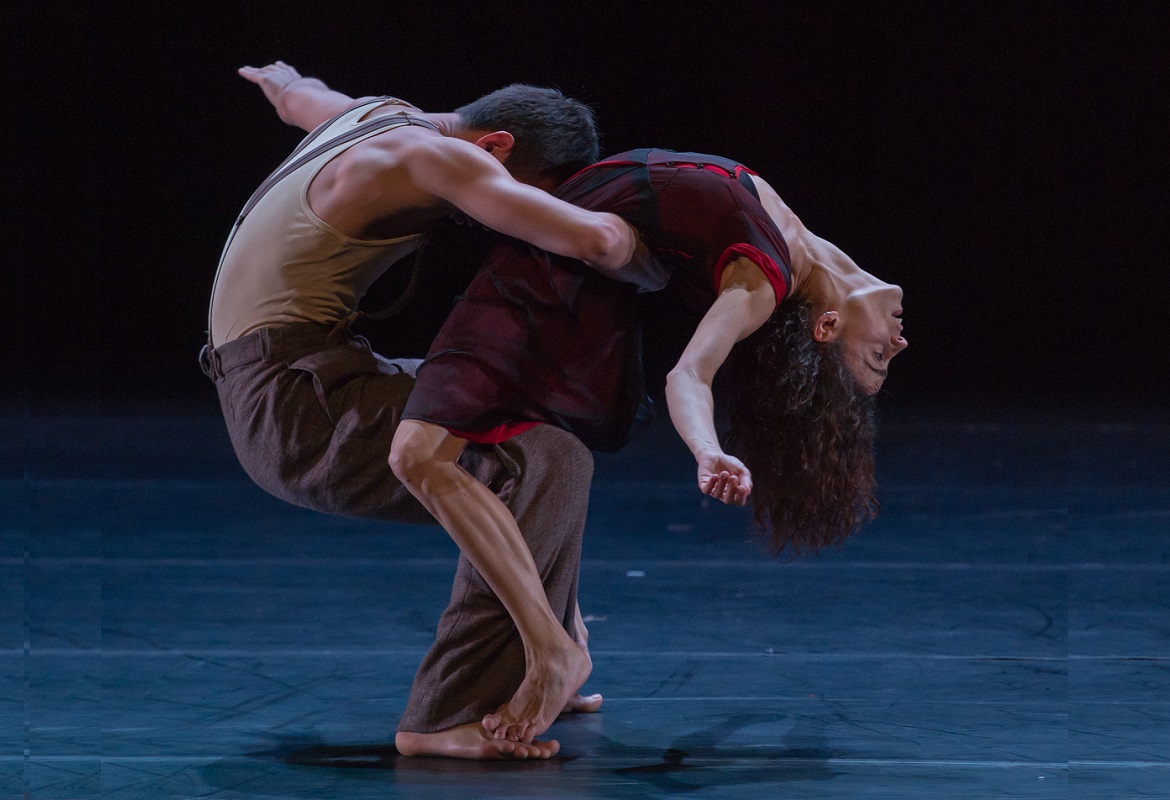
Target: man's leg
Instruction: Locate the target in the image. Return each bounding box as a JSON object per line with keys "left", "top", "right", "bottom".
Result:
{"left": 390, "top": 419, "right": 592, "bottom": 744}
{"left": 395, "top": 424, "right": 594, "bottom": 757}
{"left": 206, "top": 333, "right": 585, "bottom": 758}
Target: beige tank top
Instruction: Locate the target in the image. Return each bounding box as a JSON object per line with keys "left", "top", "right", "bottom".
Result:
{"left": 208, "top": 102, "right": 429, "bottom": 347}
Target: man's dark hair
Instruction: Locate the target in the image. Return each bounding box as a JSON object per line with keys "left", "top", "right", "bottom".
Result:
{"left": 724, "top": 296, "right": 880, "bottom": 556}
{"left": 456, "top": 84, "right": 599, "bottom": 185}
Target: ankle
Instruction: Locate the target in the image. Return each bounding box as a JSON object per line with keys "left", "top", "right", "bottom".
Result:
{"left": 526, "top": 629, "right": 578, "bottom": 662}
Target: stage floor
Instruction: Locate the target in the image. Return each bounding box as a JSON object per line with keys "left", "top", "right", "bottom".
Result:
{"left": 3, "top": 399, "right": 1167, "bottom": 799}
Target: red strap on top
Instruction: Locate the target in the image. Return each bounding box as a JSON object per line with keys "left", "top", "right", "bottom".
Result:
{"left": 445, "top": 420, "right": 541, "bottom": 445}
{"left": 712, "top": 243, "right": 789, "bottom": 308}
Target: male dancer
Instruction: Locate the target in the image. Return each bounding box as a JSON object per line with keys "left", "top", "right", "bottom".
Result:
{"left": 204, "top": 63, "right": 639, "bottom": 759}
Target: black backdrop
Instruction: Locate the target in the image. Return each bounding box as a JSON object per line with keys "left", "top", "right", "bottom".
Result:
{"left": 11, "top": 2, "right": 1168, "bottom": 412}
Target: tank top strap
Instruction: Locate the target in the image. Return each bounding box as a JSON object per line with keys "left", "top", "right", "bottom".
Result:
{"left": 235, "top": 105, "right": 440, "bottom": 225}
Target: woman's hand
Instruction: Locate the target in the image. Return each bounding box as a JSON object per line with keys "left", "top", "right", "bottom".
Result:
{"left": 665, "top": 256, "right": 773, "bottom": 510}
{"left": 696, "top": 450, "right": 752, "bottom": 506}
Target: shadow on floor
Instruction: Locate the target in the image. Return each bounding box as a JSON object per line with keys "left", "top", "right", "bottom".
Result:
{"left": 215, "top": 714, "right": 843, "bottom": 798}
{"left": 244, "top": 733, "right": 574, "bottom": 773}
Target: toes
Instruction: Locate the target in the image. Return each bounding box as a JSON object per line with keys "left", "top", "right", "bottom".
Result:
{"left": 507, "top": 721, "right": 536, "bottom": 743}
{"left": 505, "top": 742, "right": 529, "bottom": 759}
{"left": 563, "top": 692, "right": 604, "bottom": 714}
{"left": 485, "top": 713, "right": 517, "bottom": 740}
{"left": 518, "top": 738, "right": 559, "bottom": 759}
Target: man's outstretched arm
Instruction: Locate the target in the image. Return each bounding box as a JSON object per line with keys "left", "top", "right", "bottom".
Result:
{"left": 241, "top": 61, "right": 640, "bottom": 271}
{"left": 406, "top": 139, "right": 639, "bottom": 271}
{"left": 238, "top": 61, "right": 383, "bottom": 132}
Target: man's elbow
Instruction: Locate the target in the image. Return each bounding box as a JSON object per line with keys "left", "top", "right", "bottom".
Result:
{"left": 665, "top": 365, "right": 696, "bottom": 394}
{"left": 581, "top": 217, "right": 634, "bottom": 270}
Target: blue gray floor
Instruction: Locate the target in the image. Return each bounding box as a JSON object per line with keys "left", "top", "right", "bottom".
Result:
{"left": 3, "top": 399, "right": 1167, "bottom": 798}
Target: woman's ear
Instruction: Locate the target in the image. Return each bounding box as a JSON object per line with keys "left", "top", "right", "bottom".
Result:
{"left": 812, "top": 310, "right": 840, "bottom": 343}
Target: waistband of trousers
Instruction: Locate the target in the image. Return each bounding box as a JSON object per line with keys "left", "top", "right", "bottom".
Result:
{"left": 199, "top": 317, "right": 362, "bottom": 381}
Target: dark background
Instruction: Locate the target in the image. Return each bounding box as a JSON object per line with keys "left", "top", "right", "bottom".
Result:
{"left": 11, "top": 1, "right": 1168, "bottom": 413}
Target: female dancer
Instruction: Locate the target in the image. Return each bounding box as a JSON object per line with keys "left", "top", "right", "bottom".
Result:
{"left": 389, "top": 150, "right": 907, "bottom": 747}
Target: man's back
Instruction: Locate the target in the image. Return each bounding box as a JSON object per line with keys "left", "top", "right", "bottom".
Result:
{"left": 209, "top": 100, "right": 439, "bottom": 346}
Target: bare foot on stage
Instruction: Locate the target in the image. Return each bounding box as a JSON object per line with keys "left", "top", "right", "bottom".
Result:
{"left": 482, "top": 641, "right": 592, "bottom": 743}
{"left": 395, "top": 722, "right": 560, "bottom": 759}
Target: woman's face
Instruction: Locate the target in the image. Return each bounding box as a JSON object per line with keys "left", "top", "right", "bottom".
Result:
{"left": 825, "top": 284, "right": 908, "bottom": 395}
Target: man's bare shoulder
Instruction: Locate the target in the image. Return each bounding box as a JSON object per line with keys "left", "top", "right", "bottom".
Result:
{"left": 326, "top": 126, "right": 442, "bottom": 184}
{"left": 318, "top": 125, "right": 494, "bottom": 218}
{"left": 349, "top": 125, "right": 480, "bottom": 169}
{"left": 308, "top": 125, "right": 461, "bottom": 233}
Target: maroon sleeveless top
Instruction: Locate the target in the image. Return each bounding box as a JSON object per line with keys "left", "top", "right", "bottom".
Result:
{"left": 404, "top": 149, "right": 792, "bottom": 451}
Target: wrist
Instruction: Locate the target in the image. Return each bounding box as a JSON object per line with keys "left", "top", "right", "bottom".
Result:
{"left": 280, "top": 76, "right": 324, "bottom": 96}
{"left": 280, "top": 76, "right": 308, "bottom": 95}
{"left": 690, "top": 440, "right": 722, "bottom": 460}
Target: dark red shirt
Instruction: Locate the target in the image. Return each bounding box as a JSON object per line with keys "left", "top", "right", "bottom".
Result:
{"left": 403, "top": 149, "right": 792, "bottom": 451}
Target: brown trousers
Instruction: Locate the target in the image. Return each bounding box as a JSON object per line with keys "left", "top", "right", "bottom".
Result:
{"left": 201, "top": 322, "right": 592, "bottom": 732}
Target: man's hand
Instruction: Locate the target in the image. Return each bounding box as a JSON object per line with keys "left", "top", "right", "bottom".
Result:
{"left": 238, "top": 61, "right": 365, "bottom": 132}
{"left": 238, "top": 61, "right": 306, "bottom": 122}
{"left": 696, "top": 450, "right": 752, "bottom": 506}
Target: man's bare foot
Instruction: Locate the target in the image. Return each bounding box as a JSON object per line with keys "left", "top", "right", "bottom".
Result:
{"left": 395, "top": 722, "right": 559, "bottom": 760}
{"left": 563, "top": 691, "right": 603, "bottom": 714}
{"left": 482, "top": 641, "right": 592, "bottom": 743}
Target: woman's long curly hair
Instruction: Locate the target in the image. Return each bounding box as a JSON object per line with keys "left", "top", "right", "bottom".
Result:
{"left": 724, "top": 296, "right": 879, "bottom": 556}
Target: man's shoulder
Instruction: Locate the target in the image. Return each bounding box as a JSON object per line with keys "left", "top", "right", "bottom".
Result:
{"left": 332, "top": 124, "right": 446, "bottom": 176}
{"left": 353, "top": 123, "right": 472, "bottom": 163}
{"left": 325, "top": 124, "right": 490, "bottom": 207}
{"left": 370, "top": 131, "right": 496, "bottom": 185}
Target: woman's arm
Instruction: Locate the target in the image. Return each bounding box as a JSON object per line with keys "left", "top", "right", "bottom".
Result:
{"left": 665, "top": 256, "right": 777, "bottom": 505}
{"left": 238, "top": 61, "right": 383, "bottom": 132}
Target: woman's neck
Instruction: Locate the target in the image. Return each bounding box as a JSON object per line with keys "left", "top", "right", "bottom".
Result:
{"left": 794, "top": 233, "right": 891, "bottom": 311}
